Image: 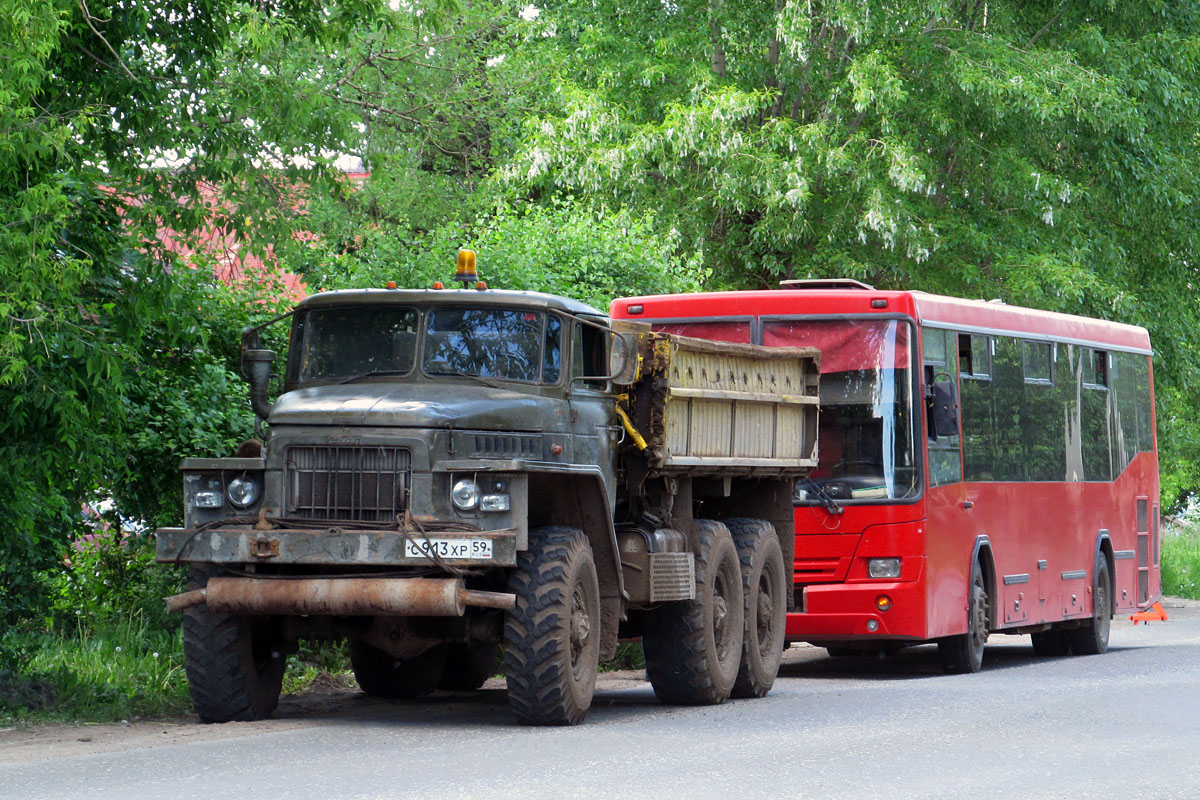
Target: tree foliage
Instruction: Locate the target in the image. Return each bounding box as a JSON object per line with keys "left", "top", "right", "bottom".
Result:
{"left": 5, "top": 0, "right": 1200, "bottom": 627}
{"left": 0, "top": 0, "right": 391, "bottom": 621}
{"left": 491, "top": 0, "right": 1200, "bottom": 506}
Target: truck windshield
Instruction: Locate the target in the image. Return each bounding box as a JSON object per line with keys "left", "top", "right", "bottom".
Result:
{"left": 296, "top": 306, "right": 418, "bottom": 383}
{"left": 424, "top": 307, "right": 549, "bottom": 383}
{"left": 764, "top": 318, "right": 919, "bottom": 503}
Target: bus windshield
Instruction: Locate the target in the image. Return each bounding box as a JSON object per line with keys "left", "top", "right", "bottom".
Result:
{"left": 764, "top": 319, "right": 919, "bottom": 503}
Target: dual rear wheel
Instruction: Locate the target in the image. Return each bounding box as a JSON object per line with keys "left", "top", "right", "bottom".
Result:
{"left": 643, "top": 518, "right": 787, "bottom": 706}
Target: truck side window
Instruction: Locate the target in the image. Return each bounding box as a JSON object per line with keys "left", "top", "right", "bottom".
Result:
{"left": 543, "top": 316, "right": 562, "bottom": 383}
{"left": 572, "top": 322, "right": 607, "bottom": 389}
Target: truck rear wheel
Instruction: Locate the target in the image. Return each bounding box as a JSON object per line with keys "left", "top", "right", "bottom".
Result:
{"left": 182, "top": 565, "right": 286, "bottom": 723}
{"left": 643, "top": 519, "right": 744, "bottom": 705}
{"left": 349, "top": 642, "right": 445, "bottom": 699}
{"left": 726, "top": 518, "right": 787, "bottom": 699}
{"left": 504, "top": 526, "right": 600, "bottom": 725}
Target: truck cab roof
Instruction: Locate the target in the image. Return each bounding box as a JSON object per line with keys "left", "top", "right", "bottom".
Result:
{"left": 297, "top": 288, "right": 607, "bottom": 319}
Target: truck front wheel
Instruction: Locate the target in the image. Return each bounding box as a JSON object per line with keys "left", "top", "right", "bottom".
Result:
{"left": 504, "top": 527, "right": 600, "bottom": 725}
{"left": 643, "top": 519, "right": 744, "bottom": 705}
{"left": 183, "top": 565, "right": 286, "bottom": 723}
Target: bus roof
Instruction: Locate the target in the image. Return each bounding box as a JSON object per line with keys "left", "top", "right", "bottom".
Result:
{"left": 610, "top": 288, "right": 1151, "bottom": 354}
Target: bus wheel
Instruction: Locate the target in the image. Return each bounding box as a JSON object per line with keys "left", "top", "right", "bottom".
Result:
{"left": 1030, "top": 628, "right": 1069, "bottom": 656}
{"left": 183, "top": 565, "right": 286, "bottom": 723}
{"left": 1066, "top": 554, "right": 1111, "bottom": 656}
{"left": 504, "top": 527, "right": 600, "bottom": 725}
{"left": 349, "top": 642, "right": 445, "bottom": 699}
{"left": 644, "top": 519, "right": 744, "bottom": 705}
{"left": 725, "top": 518, "right": 787, "bottom": 699}
{"left": 939, "top": 562, "right": 988, "bottom": 673}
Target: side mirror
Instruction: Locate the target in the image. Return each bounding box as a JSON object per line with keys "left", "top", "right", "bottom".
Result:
{"left": 926, "top": 381, "right": 958, "bottom": 439}
{"left": 608, "top": 332, "right": 641, "bottom": 385}
{"left": 242, "top": 347, "right": 277, "bottom": 420}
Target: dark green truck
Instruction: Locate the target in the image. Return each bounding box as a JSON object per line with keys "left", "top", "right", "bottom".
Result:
{"left": 157, "top": 257, "right": 819, "bottom": 725}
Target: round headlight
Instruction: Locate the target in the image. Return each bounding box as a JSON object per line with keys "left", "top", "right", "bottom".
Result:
{"left": 227, "top": 476, "right": 261, "bottom": 508}
{"left": 451, "top": 478, "right": 480, "bottom": 510}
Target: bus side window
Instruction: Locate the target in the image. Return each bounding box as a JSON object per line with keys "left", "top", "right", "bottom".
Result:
{"left": 922, "top": 327, "right": 961, "bottom": 486}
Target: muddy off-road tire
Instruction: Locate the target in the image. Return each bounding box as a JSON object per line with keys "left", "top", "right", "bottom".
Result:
{"left": 439, "top": 642, "right": 500, "bottom": 691}
{"left": 349, "top": 642, "right": 445, "bottom": 699}
{"left": 725, "top": 518, "right": 787, "bottom": 699}
{"left": 504, "top": 527, "right": 601, "bottom": 726}
{"left": 939, "top": 560, "right": 989, "bottom": 673}
{"left": 183, "top": 565, "right": 286, "bottom": 723}
{"left": 643, "top": 519, "right": 744, "bottom": 705}
{"left": 1065, "top": 553, "right": 1111, "bottom": 656}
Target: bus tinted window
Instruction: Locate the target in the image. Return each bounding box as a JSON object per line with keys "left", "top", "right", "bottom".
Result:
{"left": 652, "top": 321, "right": 751, "bottom": 343}
{"left": 922, "top": 327, "right": 961, "bottom": 487}
{"left": 961, "top": 337, "right": 1152, "bottom": 483}
{"left": 766, "top": 319, "right": 919, "bottom": 503}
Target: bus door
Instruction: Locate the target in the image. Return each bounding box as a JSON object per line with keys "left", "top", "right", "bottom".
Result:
{"left": 920, "top": 328, "right": 970, "bottom": 637}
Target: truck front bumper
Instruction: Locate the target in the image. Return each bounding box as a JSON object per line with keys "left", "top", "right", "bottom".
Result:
{"left": 154, "top": 525, "right": 520, "bottom": 568}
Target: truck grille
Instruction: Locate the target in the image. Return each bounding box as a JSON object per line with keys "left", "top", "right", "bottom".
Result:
{"left": 286, "top": 446, "right": 411, "bottom": 521}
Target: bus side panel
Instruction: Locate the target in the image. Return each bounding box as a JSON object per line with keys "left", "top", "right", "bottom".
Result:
{"left": 934, "top": 451, "right": 1160, "bottom": 637}
{"left": 922, "top": 483, "right": 973, "bottom": 639}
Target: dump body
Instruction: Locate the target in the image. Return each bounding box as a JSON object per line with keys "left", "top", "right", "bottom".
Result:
{"left": 620, "top": 330, "right": 819, "bottom": 475}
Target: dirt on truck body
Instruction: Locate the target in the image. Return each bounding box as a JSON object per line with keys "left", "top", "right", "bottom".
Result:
{"left": 156, "top": 253, "right": 819, "bottom": 725}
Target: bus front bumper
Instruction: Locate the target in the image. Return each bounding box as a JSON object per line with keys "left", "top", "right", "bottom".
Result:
{"left": 786, "top": 580, "right": 928, "bottom": 642}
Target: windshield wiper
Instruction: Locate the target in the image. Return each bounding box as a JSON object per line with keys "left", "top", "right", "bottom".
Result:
{"left": 338, "top": 370, "right": 409, "bottom": 385}
{"left": 425, "top": 370, "right": 502, "bottom": 388}
{"left": 801, "top": 477, "right": 844, "bottom": 516}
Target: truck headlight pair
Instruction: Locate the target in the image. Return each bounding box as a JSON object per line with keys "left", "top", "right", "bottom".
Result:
{"left": 451, "top": 477, "right": 510, "bottom": 512}
{"left": 191, "top": 475, "right": 261, "bottom": 510}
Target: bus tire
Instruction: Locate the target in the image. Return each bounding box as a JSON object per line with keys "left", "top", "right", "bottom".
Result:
{"left": 643, "top": 519, "right": 744, "bottom": 705}
{"left": 183, "top": 565, "right": 286, "bottom": 723}
{"left": 725, "top": 518, "right": 787, "bottom": 699}
{"left": 349, "top": 642, "right": 445, "bottom": 699}
{"left": 439, "top": 642, "right": 500, "bottom": 691}
{"left": 504, "top": 527, "right": 600, "bottom": 725}
{"left": 939, "top": 560, "right": 988, "bottom": 673}
{"left": 1066, "top": 553, "right": 1111, "bottom": 656}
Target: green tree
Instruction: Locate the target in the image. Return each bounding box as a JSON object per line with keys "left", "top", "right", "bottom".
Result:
{"left": 495, "top": 0, "right": 1200, "bottom": 507}
{"left": 0, "top": 0, "right": 395, "bottom": 620}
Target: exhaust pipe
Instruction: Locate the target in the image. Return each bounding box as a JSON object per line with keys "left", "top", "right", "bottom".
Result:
{"left": 164, "top": 577, "right": 515, "bottom": 617}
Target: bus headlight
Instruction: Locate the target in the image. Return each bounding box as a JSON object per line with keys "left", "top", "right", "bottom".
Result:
{"left": 451, "top": 478, "right": 480, "bottom": 510}
{"left": 227, "top": 476, "right": 262, "bottom": 508}
{"left": 868, "top": 558, "right": 902, "bottom": 579}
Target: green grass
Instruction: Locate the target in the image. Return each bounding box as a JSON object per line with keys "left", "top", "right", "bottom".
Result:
{"left": 0, "top": 615, "right": 190, "bottom": 724}
{"left": 1162, "top": 522, "right": 1200, "bottom": 600}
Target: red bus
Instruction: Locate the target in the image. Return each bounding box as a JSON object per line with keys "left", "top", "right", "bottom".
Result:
{"left": 611, "top": 281, "right": 1160, "bottom": 671}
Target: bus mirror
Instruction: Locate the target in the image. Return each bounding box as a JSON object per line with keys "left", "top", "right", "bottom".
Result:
{"left": 927, "top": 382, "right": 958, "bottom": 439}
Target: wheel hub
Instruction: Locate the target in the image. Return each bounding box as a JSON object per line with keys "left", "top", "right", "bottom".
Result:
{"left": 570, "top": 583, "right": 591, "bottom": 667}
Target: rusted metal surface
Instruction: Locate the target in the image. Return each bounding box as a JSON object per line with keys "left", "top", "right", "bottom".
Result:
{"left": 164, "top": 588, "right": 207, "bottom": 614}
{"left": 164, "top": 577, "right": 516, "bottom": 617}
{"left": 155, "top": 526, "right": 520, "bottom": 567}
{"left": 618, "top": 332, "right": 821, "bottom": 477}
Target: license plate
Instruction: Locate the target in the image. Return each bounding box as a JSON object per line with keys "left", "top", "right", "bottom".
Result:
{"left": 404, "top": 537, "right": 493, "bottom": 560}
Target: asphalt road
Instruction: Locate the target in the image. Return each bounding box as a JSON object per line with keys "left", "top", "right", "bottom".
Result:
{"left": 3, "top": 601, "right": 1198, "bottom": 800}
